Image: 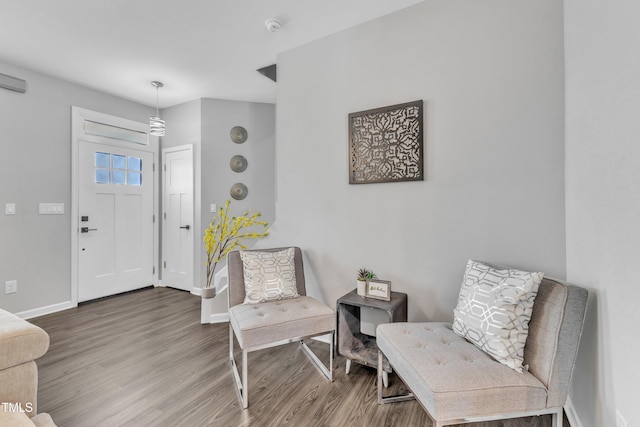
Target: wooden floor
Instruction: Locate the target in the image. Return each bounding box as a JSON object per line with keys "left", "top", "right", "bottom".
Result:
{"left": 31, "top": 287, "right": 567, "bottom": 427}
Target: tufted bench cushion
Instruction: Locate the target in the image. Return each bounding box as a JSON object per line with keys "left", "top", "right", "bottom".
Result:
{"left": 229, "top": 296, "right": 334, "bottom": 350}
{"left": 376, "top": 322, "right": 548, "bottom": 421}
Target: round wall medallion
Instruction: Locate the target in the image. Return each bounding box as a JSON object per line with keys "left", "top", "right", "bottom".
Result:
{"left": 230, "top": 155, "right": 248, "bottom": 173}
{"left": 230, "top": 126, "right": 248, "bottom": 144}
{"left": 230, "top": 183, "right": 248, "bottom": 200}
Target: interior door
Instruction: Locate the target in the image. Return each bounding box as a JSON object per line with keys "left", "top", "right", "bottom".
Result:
{"left": 78, "top": 141, "right": 154, "bottom": 301}
{"left": 161, "top": 145, "right": 194, "bottom": 291}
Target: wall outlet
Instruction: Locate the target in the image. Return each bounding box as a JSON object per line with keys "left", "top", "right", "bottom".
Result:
{"left": 210, "top": 203, "right": 217, "bottom": 213}
{"left": 5, "top": 203, "right": 16, "bottom": 215}
{"left": 616, "top": 410, "right": 628, "bottom": 427}
{"left": 5, "top": 280, "right": 17, "bottom": 294}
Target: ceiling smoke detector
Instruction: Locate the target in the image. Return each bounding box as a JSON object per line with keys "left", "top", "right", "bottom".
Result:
{"left": 265, "top": 19, "right": 281, "bottom": 33}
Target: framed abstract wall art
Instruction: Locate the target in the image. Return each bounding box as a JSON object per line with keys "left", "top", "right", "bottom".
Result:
{"left": 348, "top": 100, "right": 423, "bottom": 184}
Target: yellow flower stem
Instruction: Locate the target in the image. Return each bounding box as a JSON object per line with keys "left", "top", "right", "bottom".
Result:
{"left": 203, "top": 199, "right": 269, "bottom": 288}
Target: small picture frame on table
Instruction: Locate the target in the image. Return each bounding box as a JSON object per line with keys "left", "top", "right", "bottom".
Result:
{"left": 366, "top": 279, "right": 391, "bottom": 301}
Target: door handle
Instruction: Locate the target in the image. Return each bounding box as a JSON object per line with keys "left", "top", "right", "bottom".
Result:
{"left": 81, "top": 227, "right": 98, "bottom": 233}
{"left": 180, "top": 225, "right": 191, "bottom": 230}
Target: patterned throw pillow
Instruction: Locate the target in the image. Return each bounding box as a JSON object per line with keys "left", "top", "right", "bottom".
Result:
{"left": 452, "top": 260, "right": 543, "bottom": 373}
{"left": 240, "top": 248, "right": 299, "bottom": 304}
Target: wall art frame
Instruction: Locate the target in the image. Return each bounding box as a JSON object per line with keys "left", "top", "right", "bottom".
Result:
{"left": 230, "top": 155, "right": 248, "bottom": 173}
{"left": 349, "top": 100, "right": 423, "bottom": 184}
{"left": 365, "top": 279, "right": 392, "bottom": 301}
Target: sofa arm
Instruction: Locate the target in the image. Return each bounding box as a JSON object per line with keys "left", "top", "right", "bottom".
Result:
{"left": 0, "top": 310, "right": 50, "bottom": 370}
{"left": 0, "top": 411, "right": 57, "bottom": 427}
{"left": 0, "top": 361, "right": 39, "bottom": 414}
{"left": 0, "top": 309, "right": 50, "bottom": 417}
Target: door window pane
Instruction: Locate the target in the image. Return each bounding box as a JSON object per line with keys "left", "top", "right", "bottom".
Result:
{"left": 112, "top": 170, "right": 126, "bottom": 185}
{"left": 95, "top": 152, "right": 110, "bottom": 168}
{"left": 112, "top": 154, "right": 126, "bottom": 170}
{"left": 127, "top": 172, "right": 142, "bottom": 186}
{"left": 128, "top": 157, "right": 142, "bottom": 171}
{"left": 93, "top": 151, "right": 143, "bottom": 186}
{"left": 96, "top": 169, "right": 110, "bottom": 184}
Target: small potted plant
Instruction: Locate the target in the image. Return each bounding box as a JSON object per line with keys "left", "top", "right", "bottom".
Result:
{"left": 356, "top": 268, "right": 376, "bottom": 296}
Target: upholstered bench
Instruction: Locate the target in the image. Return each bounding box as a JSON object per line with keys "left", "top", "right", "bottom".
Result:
{"left": 377, "top": 268, "right": 588, "bottom": 427}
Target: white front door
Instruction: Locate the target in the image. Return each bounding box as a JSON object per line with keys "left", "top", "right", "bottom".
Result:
{"left": 78, "top": 142, "right": 154, "bottom": 301}
{"left": 161, "top": 145, "right": 194, "bottom": 291}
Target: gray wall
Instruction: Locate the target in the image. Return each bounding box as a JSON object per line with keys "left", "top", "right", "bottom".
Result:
{"left": 159, "top": 98, "right": 275, "bottom": 314}
{"left": 565, "top": 0, "right": 640, "bottom": 425}
{"left": 266, "top": 0, "right": 566, "bottom": 321}
{"left": 201, "top": 99, "right": 276, "bottom": 315}
{"left": 160, "top": 99, "right": 202, "bottom": 149}
{"left": 201, "top": 99, "right": 276, "bottom": 234}
{"left": 0, "top": 61, "right": 153, "bottom": 313}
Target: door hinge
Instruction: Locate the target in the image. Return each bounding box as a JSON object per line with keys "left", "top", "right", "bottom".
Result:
{"left": 163, "top": 164, "right": 166, "bottom": 171}
{"left": 163, "top": 261, "right": 166, "bottom": 268}
{"left": 153, "top": 214, "right": 155, "bottom": 223}
{"left": 163, "top": 212, "right": 166, "bottom": 220}
{"left": 153, "top": 163, "right": 156, "bottom": 172}
{"left": 153, "top": 266, "right": 156, "bottom": 275}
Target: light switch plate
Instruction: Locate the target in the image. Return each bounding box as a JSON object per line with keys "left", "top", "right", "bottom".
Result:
{"left": 39, "top": 203, "right": 64, "bottom": 215}
{"left": 5, "top": 203, "right": 16, "bottom": 215}
{"left": 210, "top": 203, "right": 217, "bottom": 213}
{"left": 5, "top": 280, "right": 17, "bottom": 294}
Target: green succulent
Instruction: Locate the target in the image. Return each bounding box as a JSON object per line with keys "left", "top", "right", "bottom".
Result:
{"left": 357, "top": 268, "right": 377, "bottom": 281}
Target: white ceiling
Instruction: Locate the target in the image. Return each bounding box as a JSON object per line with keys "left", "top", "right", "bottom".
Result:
{"left": 0, "top": 0, "right": 423, "bottom": 108}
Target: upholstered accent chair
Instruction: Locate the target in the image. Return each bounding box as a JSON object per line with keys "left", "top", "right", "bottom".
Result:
{"left": 377, "top": 275, "right": 588, "bottom": 427}
{"left": 227, "top": 247, "right": 335, "bottom": 409}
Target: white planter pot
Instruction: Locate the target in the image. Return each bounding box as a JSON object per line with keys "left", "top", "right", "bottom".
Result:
{"left": 201, "top": 297, "right": 213, "bottom": 324}
{"left": 201, "top": 287, "right": 216, "bottom": 299}
{"left": 357, "top": 280, "right": 367, "bottom": 296}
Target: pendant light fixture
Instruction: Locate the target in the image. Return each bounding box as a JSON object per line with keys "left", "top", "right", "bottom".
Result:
{"left": 149, "top": 81, "right": 165, "bottom": 136}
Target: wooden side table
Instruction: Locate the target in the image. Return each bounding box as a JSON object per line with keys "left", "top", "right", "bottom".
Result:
{"left": 336, "top": 289, "right": 408, "bottom": 386}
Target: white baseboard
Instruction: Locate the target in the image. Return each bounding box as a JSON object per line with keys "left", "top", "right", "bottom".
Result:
{"left": 208, "top": 313, "right": 229, "bottom": 324}
{"left": 16, "top": 300, "right": 76, "bottom": 319}
{"left": 565, "top": 395, "right": 584, "bottom": 427}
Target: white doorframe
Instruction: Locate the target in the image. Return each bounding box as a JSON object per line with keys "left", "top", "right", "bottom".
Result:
{"left": 160, "top": 144, "right": 195, "bottom": 292}
{"left": 71, "top": 107, "right": 159, "bottom": 306}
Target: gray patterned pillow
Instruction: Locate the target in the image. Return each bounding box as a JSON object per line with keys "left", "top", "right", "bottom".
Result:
{"left": 452, "top": 260, "right": 543, "bottom": 373}
{"left": 240, "top": 248, "right": 299, "bottom": 304}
